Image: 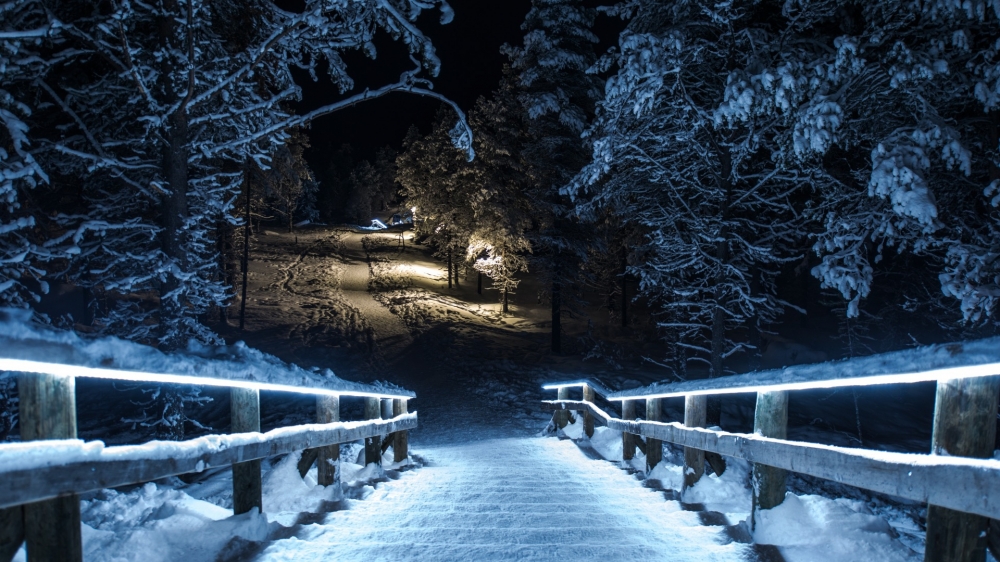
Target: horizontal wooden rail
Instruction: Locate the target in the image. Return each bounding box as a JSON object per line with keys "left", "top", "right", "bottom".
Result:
{"left": 542, "top": 379, "right": 615, "bottom": 398}
{"left": 605, "top": 337, "right": 1000, "bottom": 401}
{"left": 0, "top": 413, "right": 417, "bottom": 510}
{"left": 544, "top": 399, "right": 1000, "bottom": 520}
{"left": 0, "top": 335, "right": 414, "bottom": 399}
{"left": 545, "top": 342, "right": 1000, "bottom": 562}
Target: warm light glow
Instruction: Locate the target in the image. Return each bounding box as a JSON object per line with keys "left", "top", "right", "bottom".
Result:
{"left": 0, "top": 358, "right": 412, "bottom": 400}
{"left": 603, "top": 361, "right": 1000, "bottom": 401}
{"left": 399, "top": 263, "right": 444, "bottom": 280}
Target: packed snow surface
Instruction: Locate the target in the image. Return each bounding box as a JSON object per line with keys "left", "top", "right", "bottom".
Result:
{"left": 255, "top": 437, "right": 752, "bottom": 561}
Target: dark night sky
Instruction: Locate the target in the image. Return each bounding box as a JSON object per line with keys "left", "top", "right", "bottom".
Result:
{"left": 296, "top": 0, "right": 622, "bottom": 165}
{"left": 297, "top": 0, "right": 533, "bottom": 162}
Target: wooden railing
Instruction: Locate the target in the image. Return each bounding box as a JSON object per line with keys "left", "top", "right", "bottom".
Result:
{"left": 542, "top": 339, "right": 1000, "bottom": 562}
{"left": 0, "top": 345, "right": 416, "bottom": 562}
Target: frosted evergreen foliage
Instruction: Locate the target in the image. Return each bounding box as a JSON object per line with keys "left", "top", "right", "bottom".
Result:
{"left": 505, "top": 0, "right": 601, "bottom": 328}
{"left": 10, "top": 0, "right": 466, "bottom": 348}
{"left": 0, "top": 1, "right": 58, "bottom": 309}
{"left": 760, "top": 0, "right": 1000, "bottom": 322}
{"left": 570, "top": 0, "right": 815, "bottom": 375}
{"left": 397, "top": 113, "right": 477, "bottom": 272}
{"left": 461, "top": 77, "right": 534, "bottom": 310}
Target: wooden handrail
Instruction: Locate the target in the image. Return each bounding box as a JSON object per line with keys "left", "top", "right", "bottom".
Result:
{"left": 605, "top": 337, "right": 1000, "bottom": 401}
{"left": 0, "top": 414, "right": 417, "bottom": 510}
{"left": 0, "top": 335, "right": 415, "bottom": 399}
{"left": 543, "top": 400, "right": 1000, "bottom": 519}
{"left": 542, "top": 379, "right": 615, "bottom": 399}
{"left": 0, "top": 330, "right": 418, "bottom": 562}
{"left": 542, "top": 341, "right": 1000, "bottom": 562}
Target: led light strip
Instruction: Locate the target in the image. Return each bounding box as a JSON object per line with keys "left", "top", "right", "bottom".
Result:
{"left": 542, "top": 382, "right": 590, "bottom": 390}
{"left": 0, "top": 358, "right": 412, "bottom": 400}
{"left": 606, "top": 361, "right": 1000, "bottom": 401}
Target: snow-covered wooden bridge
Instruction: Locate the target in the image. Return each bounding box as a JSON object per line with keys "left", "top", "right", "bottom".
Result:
{"left": 255, "top": 437, "right": 761, "bottom": 561}
{"left": 2, "top": 327, "right": 1000, "bottom": 562}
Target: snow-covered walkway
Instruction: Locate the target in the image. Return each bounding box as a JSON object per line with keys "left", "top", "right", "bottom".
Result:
{"left": 256, "top": 437, "right": 753, "bottom": 561}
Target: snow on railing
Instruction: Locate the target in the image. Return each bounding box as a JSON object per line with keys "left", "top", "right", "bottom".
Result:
{"left": 0, "top": 320, "right": 416, "bottom": 562}
{"left": 542, "top": 339, "right": 1000, "bottom": 562}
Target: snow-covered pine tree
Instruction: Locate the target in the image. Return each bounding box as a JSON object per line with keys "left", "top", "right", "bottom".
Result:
{"left": 262, "top": 129, "right": 315, "bottom": 233}
{"left": 505, "top": 0, "right": 602, "bottom": 351}
{"left": 569, "top": 0, "right": 810, "bottom": 382}
{"left": 783, "top": 0, "right": 1000, "bottom": 329}
{"left": 345, "top": 148, "right": 399, "bottom": 225}
{"left": 346, "top": 160, "right": 380, "bottom": 224}
{"left": 463, "top": 73, "right": 534, "bottom": 314}
{"left": 371, "top": 147, "right": 401, "bottom": 216}
{"left": 0, "top": 1, "right": 60, "bottom": 309}
{"left": 397, "top": 114, "right": 477, "bottom": 289}
{"left": 20, "top": 0, "right": 470, "bottom": 350}
{"left": 11, "top": 0, "right": 470, "bottom": 439}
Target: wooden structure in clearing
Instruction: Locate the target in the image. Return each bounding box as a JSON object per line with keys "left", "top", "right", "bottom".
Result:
{"left": 542, "top": 337, "right": 1000, "bottom": 562}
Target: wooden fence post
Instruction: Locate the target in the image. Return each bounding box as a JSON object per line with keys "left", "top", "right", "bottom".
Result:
{"left": 316, "top": 395, "right": 340, "bottom": 487}
{"left": 582, "top": 385, "right": 595, "bottom": 438}
{"left": 1, "top": 506, "right": 24, "bottom": 562}
{"left": 231, "top": 388, "right": 262, "bottom": 515}
{"left": 683, "top": 394, "right": 707, "bottom": 491}
{"left": 554, "top": 387, "right": 570, "bottom": 429}
{"left": 364, "top": 397, "right": 382, "bottom": 466}
{"left": 18, "top": 372, "right": 82, "bottom": 562}
{"left": 393, "top": 399, "right": 409, "bottom": 463}
{"left": 646, "top": 398, "right": 662, "bottom": 473}
{"left": 989, "top": 518, "right": 1000, "bottom": 562}
{"left": 751, "top": 390, "right": 788, "bottom": 530}
{"left": 380, "top": 398, "right": 395, "bottom": 457}
{"left": 622, "top": 399, "right": 636, "bottom": 462}
{"left": 924, "top": 376, "right": 1000, "bottom": 562}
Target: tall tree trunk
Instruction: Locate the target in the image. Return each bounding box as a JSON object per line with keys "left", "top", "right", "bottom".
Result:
{"left": 478, "top": 272, "right": 483, "bottom": 295}
{"left": 503, "top": 290, "right": 509, "bottom": 314}
{"left": 216, "top": 217, "right": 229, "bottom": 325}
{"left": 705, "top": 145, "right": 734, "bottom": 477}
{"left": 239, "top": 175, "right": 251, "bottom": 332}
{"left": 551, "top": 278, "right": 561, "bottom": 354}
{"left": 160, "top": 111, "right": 189, "bottom": 340}
{"left": 447, "top": 245, "right": 453, "bottom": 289}
{"left": 748, "top": 271, "right": 763, "bottom": 372}
{"left": 620, "top": 254, "right": 628, "bottom": 329}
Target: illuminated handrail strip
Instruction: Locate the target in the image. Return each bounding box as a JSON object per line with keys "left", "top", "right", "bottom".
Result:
{"left": 540, "top": 379, "right": 614, "bottom": 398}
{"left": 607, "top": 362, "right": 1000, "bottom": 401}
{"left": 593, "top": 337, "right": 1000, "bottom": 401}
{"left": 0, "top": 357, "right": 413, "bottom": 400}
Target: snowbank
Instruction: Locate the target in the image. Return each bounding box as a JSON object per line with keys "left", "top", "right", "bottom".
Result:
{"left": 11, "top": 443, "right": 409, "bottom": 562}
{"left": 754, "top": 493, "right": 920, "bottom": 561}
{"left": 553, "top": 421, "right": 922, "bottom": 561}
{"left": 0, "top": 308, "right": 412, "bottom": 397}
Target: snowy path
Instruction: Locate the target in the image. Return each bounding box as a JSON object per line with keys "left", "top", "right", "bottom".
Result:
{"left": 338, "top": 232, "right": 413, "bottom": 361}
{"left": 256, "top": 437, "right": 753, "bottom": 561}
